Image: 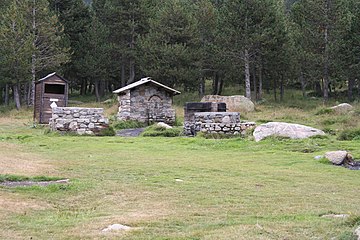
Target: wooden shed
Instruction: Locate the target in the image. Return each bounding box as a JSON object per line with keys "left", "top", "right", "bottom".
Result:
{"left": 34, "top": 72, "right": 68, "bottom": 124}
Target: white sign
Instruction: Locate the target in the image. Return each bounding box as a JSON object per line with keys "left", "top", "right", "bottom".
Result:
{"left": 50, "top": 98, "right": 59, "bottom": 102}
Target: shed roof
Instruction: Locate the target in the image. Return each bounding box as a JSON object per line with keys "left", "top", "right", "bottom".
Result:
{"left": 113, "top": 77, "right": 181, "bottom": 95}
{"left": 36, "top": 72, "right": 68, "bottom": 83}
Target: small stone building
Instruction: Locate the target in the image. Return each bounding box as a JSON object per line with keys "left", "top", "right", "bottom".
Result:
{"left": 113, "top": 77, "right": 180, "bottom": 125}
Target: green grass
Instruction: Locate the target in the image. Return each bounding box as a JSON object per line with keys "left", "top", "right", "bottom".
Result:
{"left": 1, "top": 90, "right": 360, "bottom": 239}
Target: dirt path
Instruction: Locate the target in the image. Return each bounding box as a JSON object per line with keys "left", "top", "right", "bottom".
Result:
{"left": 116, "top": 128, "right": 145, "bottom": 137}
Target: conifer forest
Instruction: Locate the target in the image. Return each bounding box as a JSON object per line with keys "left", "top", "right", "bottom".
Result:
{"left": 0, "top": 0, "right": 359, "bottom": 109}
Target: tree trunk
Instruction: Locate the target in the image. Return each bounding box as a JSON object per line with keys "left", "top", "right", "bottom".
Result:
{"left": 280, "top": 77, "right": 284, "bottom": 101}
{"left": 30, "top": 0, "right": 37, "bottom": 106}
{"left": 244, "top": 49, "right": 251, "bottom": 99}
{"left": 323, "top": 0, "right": 330, "bottom": 102}
{"left": 252, "top": 64, "right": 257, "bottom": 100}
{"left": 273, "top": 78, "right": 277, "bottom": 101}
{"left": 13, "top": 84, "right": 21, "bottom": 110}
{"left": 348, "top": 78, "right": 354, "bottom": 101}
{"left": 4, "top": 84, "right": 9, "bottom": 105}
{"left": 199, "top": 76, "right": 205, "bottom": 97}
{"left": 128, "top": 60, "right": 135, "bottom": 84}
{"left": 94, "top": 80, "right": 100, "bottom": 102}
{"left": 121, "top": 63, "right": 126, "bottom": 87}
{"left": 258, "top": 63, "right": 263, "bottom": 100}
{"left": 218, "top": 77, "right": 224, "bottom": 95}
{"left": 212, "top": 72, "right": 219, "bottom": 95}
{"left": 300, "top": 71, "right": 306, "bottom": 97}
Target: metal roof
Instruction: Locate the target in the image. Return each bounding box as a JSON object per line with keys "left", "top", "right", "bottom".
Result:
{"left": 36, "top": 72, "right": 68, "bottom": 83}
{"left": 113, "top": 77, "right": 181, "bottom": 95}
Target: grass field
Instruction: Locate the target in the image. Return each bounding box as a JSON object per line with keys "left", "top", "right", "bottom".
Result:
{"left": 1, "top": 94, "right": 360, "bottom": 239}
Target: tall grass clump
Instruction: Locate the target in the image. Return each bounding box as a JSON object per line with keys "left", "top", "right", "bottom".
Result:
{"left": 337, "top": 128, "right": 360, "bottom": 141}
{"left": 112, "top": 120, "right": 146, "bottom": 130}
{"left": 141, "top": 125, "right": 183, "bottom": 137}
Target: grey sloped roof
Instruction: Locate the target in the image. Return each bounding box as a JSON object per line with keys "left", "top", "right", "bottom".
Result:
{"left": 113, "top": 77, "right": 181, "bottom": 95}
{"left": 37, "top": 72, "right": 68, "bottom": 83}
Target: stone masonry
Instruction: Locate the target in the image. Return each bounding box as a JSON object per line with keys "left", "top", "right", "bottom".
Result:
{"left": 188, "top": 112, "right": 256, "bottom": 135}
{"left": 49, "top": 107, "right": 109, "bottom": 135}
{"left": 117, "top": 84, "right": 176, "bottom": 125}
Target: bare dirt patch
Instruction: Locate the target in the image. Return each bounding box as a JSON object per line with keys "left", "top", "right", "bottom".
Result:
{"left": 0, "top": 179, "right": 70, "bottom": 187}
{"left": 0, "top": 192, "right": 51, "bottom": 216}
{"left": 0, "top": 142, "right": 56, "bottom": 176}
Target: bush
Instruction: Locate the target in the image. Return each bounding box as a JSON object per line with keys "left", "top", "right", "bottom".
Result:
{"left": 141, "top": 125, "right": 183, "bottom": 137}
{"left": 112, "top": 120, "right": 146, "bottom": 130}
{"left": 315, "top": 108, "right": 334, "bottom": 115}
{"left": 337, "top": 128, "right": 360, "bottom": 141}
{"left": 97, "top": 126, "right": 116, "bottom": 136}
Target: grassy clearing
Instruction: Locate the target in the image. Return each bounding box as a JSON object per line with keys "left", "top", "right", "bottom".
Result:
{"left": 1, "top": 92, "right": 360, "bottom": 239}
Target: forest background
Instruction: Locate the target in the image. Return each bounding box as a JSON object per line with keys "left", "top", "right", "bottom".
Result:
{"left": 0, "top": 0, "right": 359, "bottom": 110}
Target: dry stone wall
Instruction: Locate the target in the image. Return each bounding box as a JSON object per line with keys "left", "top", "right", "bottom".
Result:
{"left": 185, "top": 112, "right": 255, "bottom": 136}
{"left": 50, "top": 107, "right": 109, "bottom": 135}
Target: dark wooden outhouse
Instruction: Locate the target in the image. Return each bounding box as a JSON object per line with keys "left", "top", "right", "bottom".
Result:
{"left": 34, "top": 72, "right": 68, "bottom": 123}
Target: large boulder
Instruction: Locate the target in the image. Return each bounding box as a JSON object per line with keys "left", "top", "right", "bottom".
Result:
{"left": 201, "top": 95, "right": 255, "bottom": 112}
{"left": 324, "top": 151, "right": 348, "bottom": 165}
{"left": 324, "top": 151, "right": 354, "bottom": 165}
{"left": 330, "top": 103, "right": 353, "bottom": 114}
{"left": 253, "top": 122, "right": 325, "bottom": 142}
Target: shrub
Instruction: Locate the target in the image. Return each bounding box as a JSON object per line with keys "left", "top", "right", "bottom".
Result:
{"left": 141, "top": 125, "right": 183, "bottom": 137}
{"left": 315, "top": 108, "right": 334, "bottom": 115}
{"left": 97, "top": 126, "right": 116, "bottom": 136}
{"left": 337, "top": 128, "right": 360, "bottom": 141}
{"left": 112, "top": 120, "right": 146, "bottom": 130}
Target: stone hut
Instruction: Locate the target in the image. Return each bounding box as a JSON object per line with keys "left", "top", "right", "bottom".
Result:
{"left": 113, "top": 77, "right": 180, "bottom": 125}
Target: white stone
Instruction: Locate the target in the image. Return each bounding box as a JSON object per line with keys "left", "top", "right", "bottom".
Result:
{"left": 157, "top": 122, "right": 172, "bottom": 129}
{"left": 77, "top": 129, "right": 86, "bottom": 135}
{"left": 201, "top": 95, "right": 255, "bottom": 112}
{"left": 354, "top": 226, "right": 360, "bottom": 240}
{"left": 253, "top": 122, "right": 325, "bottom": 142}
{"left": 324, "top": 151, "right": 348, "bottom": 165}
{"left": 330, "top": 103, "right": 353, "bottom": 114}
{"left": 102, "top": 224, "right": 131, "bottom": 232}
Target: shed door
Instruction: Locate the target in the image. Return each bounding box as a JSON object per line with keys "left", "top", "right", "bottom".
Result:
{"left": 147, "top": 95, "right": 163, "bottom": 122}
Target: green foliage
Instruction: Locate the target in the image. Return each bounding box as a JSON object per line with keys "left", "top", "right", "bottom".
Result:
{"left": 112, "top": 120, "right": 146, "bottom": 130}
{"left": 97, "top": 126, "right": 116, "bottom": 136}
{"left": 315, "top": 108, "right": 335, "bottom": 115}
{"left": 141, "top": 125, "right": 183, "bottom": 137}
{"left": 0, "top": 174, "right": 63, "bottom": 183}
{"left": 196, "top": 132, "right": 242, "bottom": 139}
{"left": 337, "top": 128, "right": 360, "bottom": 141}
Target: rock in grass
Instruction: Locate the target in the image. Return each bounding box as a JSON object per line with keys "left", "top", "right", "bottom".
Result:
{"left": 201, "top": 95, "right": 255, "bottom": 112}
{"left": 330, "top": 103, "right": 353, "bottom": 114}
{"left": 321, "top": 214, "right": 349, "bottom": 219}
{"left": 102, "top": 224, "right": 131, "bottom": 232}
{"left": 324, "top": 151, "right": 349, "bottom": 165}
{"left": 157, "top": 122, "right": 172, "bottom": 129}
{"left": 253, "top": 122, "right": 325, "bottom": 142}
{"left": 355, "top": 226, "right": 360, "bottom": 240}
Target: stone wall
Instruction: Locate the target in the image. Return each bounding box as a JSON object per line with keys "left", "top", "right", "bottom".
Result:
{"left": 184, "top": 112, "right": 256, "bottom": 136}
{"left": 50, "top": 107, "right": 109, "bottom": 135}
{"left": 117, "top": 84, "right": 176, "bottom": 125}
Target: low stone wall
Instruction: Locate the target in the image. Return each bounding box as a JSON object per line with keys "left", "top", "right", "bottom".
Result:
{"left": 184, "top": 112, "right": 256, "bottom": 136}
{"left": 49, "top": 107, "right": 109, "bottom": 135}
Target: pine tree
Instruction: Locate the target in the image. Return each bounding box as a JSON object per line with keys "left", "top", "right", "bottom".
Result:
{"left": 138, "top": 0, "right": 201, "bottom": 90}
{"left": 0, "top": 0, "right": 33, "bottom": 109}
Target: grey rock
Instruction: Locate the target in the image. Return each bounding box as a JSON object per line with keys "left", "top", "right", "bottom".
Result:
{"left": 355, "top": 226, "right": 360, "bottom": 240}
{"left": 330, "top": 103, "right": 353, "bottom": 114}
{"left": 201, "top": 95, "right": 255, "bottom": 112}
{"left": 321, "top": 214, "right": 349, "bottom": 219}
{"left": 102, "top": 224, "right": 131, "bottom": 232}
{"left": 157, "top": 122, "right": 172, "bottom": 129}
{"left": 253, "top": 122, "right": 325, "bottom": 142}
{"left": 324, "top": 151, "right": 348, "bottom": 165}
